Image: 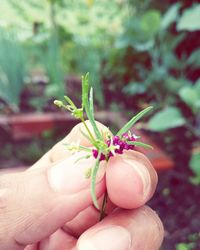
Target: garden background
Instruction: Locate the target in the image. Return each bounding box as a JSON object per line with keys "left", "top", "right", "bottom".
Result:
{"left": 0, "top": 0, "right": 200, "bottom": 249}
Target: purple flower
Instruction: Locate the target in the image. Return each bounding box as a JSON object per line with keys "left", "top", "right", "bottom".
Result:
{"left": 92, "top": 132, "right": 137, "bottom": 161}
{"left": 92, "top": 149, "right": 106, "bottom": 161}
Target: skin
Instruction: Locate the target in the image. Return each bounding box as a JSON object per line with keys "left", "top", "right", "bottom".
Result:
{"left": 0, "top": 121, "right": 164, "bottom": 250}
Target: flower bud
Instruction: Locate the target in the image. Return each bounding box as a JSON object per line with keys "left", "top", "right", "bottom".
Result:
{"left": 54, "top": 100, "right": 63, "bottom": 107}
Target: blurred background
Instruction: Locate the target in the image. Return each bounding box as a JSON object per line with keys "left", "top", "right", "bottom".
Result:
{"left": 0, "top": 0, "right": 200, "bottom": 249}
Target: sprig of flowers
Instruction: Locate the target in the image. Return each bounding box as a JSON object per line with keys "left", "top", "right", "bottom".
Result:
{"left": 54, "top": 73, "right": 153, "bottom": 219}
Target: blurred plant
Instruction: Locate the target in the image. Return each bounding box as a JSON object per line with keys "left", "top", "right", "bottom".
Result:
{"left": 44, "top": 31, "right": 65, "bottom": 98}
{"left": 176, "top": 242, "right": 196, "bottom": 250}
{"left": 0, "top": 28, "right": 26, "bottom": 111}
{"left": 189, "top": 148, "right": 200, "bottom": 185}
{"left": 101, "top": 2, "right": 200, "bottom": 183}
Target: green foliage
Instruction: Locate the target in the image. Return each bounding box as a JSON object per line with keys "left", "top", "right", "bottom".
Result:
{"left": 177, "top": 4, "right": 200, "bottom": 31}
{"left": 44, "top": 32, "right": 64, "bottom": 98}
{"left": 176, "top": 242, "right": 196, "bottom": 250}
{"left": 0, "top": 28, "right": 26, "bottom": 110}
{"left": 179, "top": 79, "right": 200, "bottom": 113}
{"left": 187, "top": 48, "right": 200, "bottom": 68}
{"left": 117, "top": 106, "right": 153, "bottom": 135}
{"left": 161, "top": 3, "right": 181, "bottom": 30}
{"left": 189, "top": 151, "right": 200, "bottom": 185}
{"left": 116, "top": 9, "right": 161, "bottom": 51}
{"left": 148, "top": 107, "right": 186, "bottom": 132}
{"left": 82, "top": 73, "right": 102, "bottom": 140}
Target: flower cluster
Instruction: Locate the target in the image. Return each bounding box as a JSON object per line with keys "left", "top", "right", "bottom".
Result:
{"left": 54, "top": 73, "right": 153, "bottom": 217}
{"left": 92, "top": 133, "right": 138, "bottom": 161}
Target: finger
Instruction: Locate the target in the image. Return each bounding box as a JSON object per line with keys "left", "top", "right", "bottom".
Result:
{"left": 50, "top": 121, "right": 110, "bottom": 163}
{"left": 39, "top": 229, "right": 77, "bottom": 250}
{"left": 0, "top": 153, "right": 106, "bottom": 249}
{"left": 77, "top": 206, "right": 164, "bottom": 250}
{"left": 24, "top": 229, "right": 77, "bottom": 250}
{"left": 106, "top": 150, "right": 158, "bottom": 208}
{"left": 32, "top": 121, "right": 110, "bottom": 169}
{"left": 63, "top": 196, "right": 116, "bottom": 238}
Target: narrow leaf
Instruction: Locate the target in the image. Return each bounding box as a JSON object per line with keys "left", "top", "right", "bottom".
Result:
{"left": 79, "top": 128, "right": 94, "bottom": 144}
{"left": 74, "top": 155, "right": 91, "bottom": 164}
{"left": 81, "top": 74, "right": 102, "bottom": 140}
{"left": 117, "top": 106, "right": 153, "bottom": 136}
{"left": 82, "top": 73, "right": 89, "bottom": 110}
{"left": 78, "top": 145, "right": 93, "bottom": 152}
{"left": 91, "top": 153, "right": 101, "bottom": 209}
{"left": 89, "top": 87, "right": 94, "bottom": 116}
{"left": 64, "top": 95, "right": 77, "bottom": 109}
{"left": 127, "top": 141, "right": 153, "bottom": 149}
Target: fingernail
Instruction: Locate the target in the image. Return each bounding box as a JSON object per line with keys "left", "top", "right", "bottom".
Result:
{"left": 48, "top": 152, "right": 106, "bottom": 194}
{"left": 123, "top": 158, "right": 151, "bottom": 198}
{"left": 78, "top": 226, "right": 131, "bottom": 250}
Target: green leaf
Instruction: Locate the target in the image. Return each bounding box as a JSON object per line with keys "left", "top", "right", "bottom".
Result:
{"left": 91, "top": 154, "right": 101, "bottom": 209}
{"left": 177, "top": 4, "right": 200, "bottom": 31}
{"left": 64, "top": 95, "right": 77, "bottom": 109}
{"left": 141, "top": 10, "right": 161, "bottom": 37}
{"left": 81, "top": 73, "right": 102, "bottom": 140}
{"left": 187, "top": 48, "right": 200, "bottom": 68}
{"left": 123, "top": 82, "right": 147, "bottom": 95}
{"left": 179, "top": 86, "right": 198, "bottom": 110}
{"left": 148, "top": 107, "right": 186, "bottom": 132}
{"left": 176, "top": 242, "right": 196, "bottom": 250}
{"left": 127, "top": 141, "right": 153, "bottom": 149}
{"left": 82, "top": 73, "right": 89, "bottom": 110}
{"left": 89, "top": 87, "right": 94, "bottom": 118}
{"left": 179, "top": 80, "right": 200, "bottom": 112}
{"left": 161, "top": 3, "right": 181, "bottom": 30}
{"left": 116, "top": 106, "right": 153, "bottom": 136}
{"left": 189, "top": 151, "right": 200, "bottom": 177}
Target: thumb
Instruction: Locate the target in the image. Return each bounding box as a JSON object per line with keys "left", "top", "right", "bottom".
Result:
{"left": 0, "top": 152, "right": 106, "bottom": 249}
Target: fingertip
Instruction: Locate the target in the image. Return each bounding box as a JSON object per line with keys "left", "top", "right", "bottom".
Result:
{"left": 106, "top": 152, "right": 157, "bottom": 208}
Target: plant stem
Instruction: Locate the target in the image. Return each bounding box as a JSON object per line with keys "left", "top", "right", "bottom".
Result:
{"left": 80, "top": 117, "right": 97, "bottom": 145}
{"left": 99, "top": 191, "right": 108, "bottom": 221}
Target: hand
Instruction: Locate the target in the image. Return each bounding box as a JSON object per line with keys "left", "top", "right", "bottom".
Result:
{"left": 0, "top": 122, "right": 164, "bottom": 250}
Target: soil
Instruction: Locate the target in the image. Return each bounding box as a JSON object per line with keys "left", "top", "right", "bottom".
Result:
{"left": 150, "top": 166, "right": 200, "bottom": 249}
{"left": 148, "top": 128, "right": 200, "bottom": 250}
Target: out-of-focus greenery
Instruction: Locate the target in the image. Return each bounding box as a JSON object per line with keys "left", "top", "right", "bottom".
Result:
{"left": 1, "top": 0, "right": 127, "bottom": 105}
{"left": 0, "top": 1, "right": 200, "bottom": 178}
{"left": 0, "top": 28, "right": 26, "bottom": 110}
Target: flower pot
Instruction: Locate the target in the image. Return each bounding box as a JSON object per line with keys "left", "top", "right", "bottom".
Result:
{"left": 0, "top": 111, "right": 174, "bottom": 171}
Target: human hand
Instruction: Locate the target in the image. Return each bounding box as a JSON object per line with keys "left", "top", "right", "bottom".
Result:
{"left": 0, "top": 122, "right": 164, "bottom": 250}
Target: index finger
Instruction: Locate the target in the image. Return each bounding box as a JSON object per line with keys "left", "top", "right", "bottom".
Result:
{"left": 32, "top": 121, "right": 110, "bottom": 168}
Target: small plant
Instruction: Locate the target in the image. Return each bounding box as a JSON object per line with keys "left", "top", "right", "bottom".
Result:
{"left": 54, "top": 73, "right": 153, "bottom": 219}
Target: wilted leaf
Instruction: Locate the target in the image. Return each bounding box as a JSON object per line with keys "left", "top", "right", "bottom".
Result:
{"left": 148, "top": 107, "right": 186, "bottom": 131}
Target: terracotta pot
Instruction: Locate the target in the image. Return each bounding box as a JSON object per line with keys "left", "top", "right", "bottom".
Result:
{"left": 0, "top": 111, "right": 174, "bottom": 171}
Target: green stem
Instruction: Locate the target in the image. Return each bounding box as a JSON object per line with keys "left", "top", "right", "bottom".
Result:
{"left": 80, "top": 117, "right": 97, "bottom": 145}
{"left": 99, "top": 191, "right": 108, "bottom": 221}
